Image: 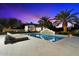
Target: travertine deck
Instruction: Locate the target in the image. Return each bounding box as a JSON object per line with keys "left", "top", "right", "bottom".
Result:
{"left": 0, "top": 34, "right": 79, "bottom": 56}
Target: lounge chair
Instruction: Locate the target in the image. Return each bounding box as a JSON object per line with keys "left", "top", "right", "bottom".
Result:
{"left": 4, "top": 33, "right": 29, "bottom": 44}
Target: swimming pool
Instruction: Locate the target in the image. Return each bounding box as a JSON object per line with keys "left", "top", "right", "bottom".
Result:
{"left": 27, "top": 33, "right": 64, "bottom": 42}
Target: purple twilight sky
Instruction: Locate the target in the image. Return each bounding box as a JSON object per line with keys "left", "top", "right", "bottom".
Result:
{"left": 0, "top": 3, "right": 79, "bottom": 24}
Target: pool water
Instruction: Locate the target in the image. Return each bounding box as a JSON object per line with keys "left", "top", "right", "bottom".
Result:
{"left": 28, "top": 33, "right": 64, "bottom": 42}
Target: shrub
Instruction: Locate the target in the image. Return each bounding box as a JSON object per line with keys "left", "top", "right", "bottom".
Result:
{"left": 58, "top": 31, "right": 69, "bottom": 35}
{"left": 71, "top": 29, "right": 79, "bottom": 36}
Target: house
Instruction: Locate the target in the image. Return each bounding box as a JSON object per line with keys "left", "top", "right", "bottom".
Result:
{"left": 24, "top": 22, "right": 45, "bottom": 32}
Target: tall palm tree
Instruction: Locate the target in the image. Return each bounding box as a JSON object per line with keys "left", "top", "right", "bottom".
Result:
{"left": 53, "top": 9, "right": 79, "bottom": 32}
{"left": 38, "top": 16, "right": 52, "bottom": 30}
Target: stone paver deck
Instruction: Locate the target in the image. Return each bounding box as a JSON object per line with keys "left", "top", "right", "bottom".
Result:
{"left": 0, "top": 34, "right": 79, "bottom": 56}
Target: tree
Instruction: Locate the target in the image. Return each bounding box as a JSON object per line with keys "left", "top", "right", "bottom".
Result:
{"left": 53, "top": 9, "right": 79, "bottom": 32}
{"left": 0, "top": 18, "right": 8, "bottom": 32}
{"left": 0, "top": 24, "right": 4, "bottom": 32}
{"left": 0, "top": 18, "right": 7, "bottom": 27}
{"left": 7, "top": 18, "right": 22, "bottom": 28}
{"left": 38, "top": 16, "right": 53, "bottom": 30}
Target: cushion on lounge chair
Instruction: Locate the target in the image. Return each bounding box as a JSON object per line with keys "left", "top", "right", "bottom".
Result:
{"left": 4, "top": 33, "right": 29, "bottom": 44}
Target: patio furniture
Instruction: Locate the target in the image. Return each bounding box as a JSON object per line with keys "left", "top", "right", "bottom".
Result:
{"left": 4, "top": 33, "right": 29, "bottom": 44}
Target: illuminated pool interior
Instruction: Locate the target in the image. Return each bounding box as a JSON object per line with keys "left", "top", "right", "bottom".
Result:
{"left": 27, "top": 33, "right": 64, "bottom": 42}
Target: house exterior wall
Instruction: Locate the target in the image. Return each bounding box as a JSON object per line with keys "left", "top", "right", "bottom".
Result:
{"left": 24, "top": 26, "right": 28, "bottom": 32}
{"left": 28, "top": 25, "right": 36, "bottom": 32}
{"left": 36, "top": 27, "right": 41, "bottom": 32}
{"left": 25, "top": 25, "right": 43, "bottom": 32}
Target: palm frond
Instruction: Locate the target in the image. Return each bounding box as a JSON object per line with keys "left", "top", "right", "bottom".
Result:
{"left": 53, "top": 20, "right": 62, "bottom": 26}
{"left": 66, "top": 9, "right": 74, "bottom": 15}
{"left": 67, "top": 12, "right": 79, "bottom": 19}
{"left": 67, "top": 15, "right": 78, "bottom": 20}
{"left": 68, "top": 20, "right": 76, "bottom": 25}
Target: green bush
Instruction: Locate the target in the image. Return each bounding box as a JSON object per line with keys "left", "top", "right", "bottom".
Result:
{"left": 58, "top": 31, "right": 69, "bottom": 35}
{"left": 71, "top": 29, "right": 79, "bottom": 36}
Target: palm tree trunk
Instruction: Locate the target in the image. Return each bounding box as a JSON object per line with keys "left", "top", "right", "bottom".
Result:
{"left": 63, "top": 21, "right": 67, "bottom": 32}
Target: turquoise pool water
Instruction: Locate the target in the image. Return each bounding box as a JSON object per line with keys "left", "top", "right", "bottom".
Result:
{"left": 28, "top": 33, "right": 64, "bottom": 42}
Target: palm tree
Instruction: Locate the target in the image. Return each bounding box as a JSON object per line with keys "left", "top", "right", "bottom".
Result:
{"left": 38, "top": 16, "right": 53, "bottom": 30}
{"left": 53, "top": 9, "right": 79, "bottom": 32}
